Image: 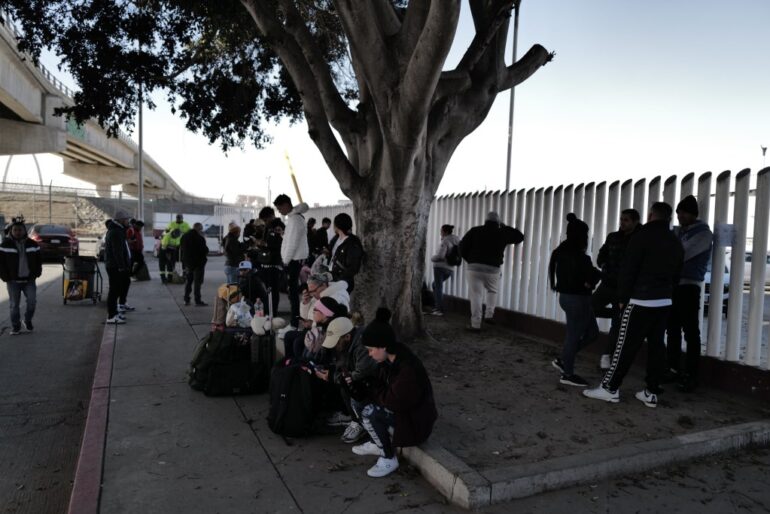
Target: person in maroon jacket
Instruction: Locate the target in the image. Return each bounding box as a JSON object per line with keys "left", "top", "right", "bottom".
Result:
{"left": 350, "top": 308, "right": 437, "bottom": 478}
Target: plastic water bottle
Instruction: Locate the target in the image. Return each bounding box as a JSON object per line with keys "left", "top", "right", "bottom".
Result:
{"left": 255, "top": 299, "right": 264, "bottom": 318}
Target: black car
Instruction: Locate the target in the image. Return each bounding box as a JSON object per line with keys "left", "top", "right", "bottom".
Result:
{"left": 29, "top": 224, "right": 79, "bottom": 261}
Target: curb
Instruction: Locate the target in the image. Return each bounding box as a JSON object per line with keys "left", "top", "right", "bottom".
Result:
{"left": 403, "top": 421, "right": 770, "bottom": 509}
{"left": 67, "top": 323, "right": 117, "bottom": 514}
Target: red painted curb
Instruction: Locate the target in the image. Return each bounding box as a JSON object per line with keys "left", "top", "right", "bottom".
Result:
{"left": 67, "top": 324, "right": 116, "bottom": 514}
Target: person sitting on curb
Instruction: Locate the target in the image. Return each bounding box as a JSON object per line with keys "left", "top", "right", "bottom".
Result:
{"left": 0, "top": 218, "right": 42, "bottom": 335}
{"left": 548, "top": 213, "right": 602, "bottom": 387}
{"left": 352, "top": 308, "right": 437, "bottom": 478}
{"left": 313, "top": 316, "right": 379, "bottom": 443}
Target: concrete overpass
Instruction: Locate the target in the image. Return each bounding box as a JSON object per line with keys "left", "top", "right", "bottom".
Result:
{"left": 0, "top": 10, "right": 193, "bottom": 200}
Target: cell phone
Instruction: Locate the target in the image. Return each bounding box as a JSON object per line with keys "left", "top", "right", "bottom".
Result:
{"left": 314, "top": 364, "right": 326, "bottom": 372}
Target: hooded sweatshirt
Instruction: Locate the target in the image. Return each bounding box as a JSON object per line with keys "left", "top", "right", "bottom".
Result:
{"left": 299, "top": 280, "right": 351, "bottom": 322}
{"left": 431, "top": 234, "right": 461, "bottom": 270}
{"left": 281, "top": 202, "right": 310, "bottom": 264}
{"left": 674, "top": 220, "right": 712, "bottom": 284}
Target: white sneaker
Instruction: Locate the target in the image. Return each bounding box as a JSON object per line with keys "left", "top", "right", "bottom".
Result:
{"left": 599, "top": 354, "right": 611, "bottom": 370}
{"left": 118, "top": 303, "right": 136, "bottom": 312}
{"left": 106, "top": 316, "right": 126, "bottom": 325}
{"left": 635, "top": 389, "right": 658, "bottom": 408}
{"left": 352, "top": 441, "right": 384, "bottom": 457}
{"left": 582, "top": 385, "right": 620, "bottom": 403}
{"left": 367, "top": 456, "right": 399, "bottom": 478}
{"left": 326, "top": 411, "right": 352, "bottom": 427}
{"left": 9, "top": 326, "right": 21, "bottom": 335}
{"left": 429, "top": 309, "right": 444, "bottom": 317}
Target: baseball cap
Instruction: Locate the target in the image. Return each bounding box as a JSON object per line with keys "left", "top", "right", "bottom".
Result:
{"left": 238, "top": 260, "right": 253, "bottom": 270}
{"left": 322, "top": 317, "right": 354, "bottom": 349}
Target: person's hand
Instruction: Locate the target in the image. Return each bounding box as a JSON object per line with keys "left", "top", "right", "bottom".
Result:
{"left": 302, "top": 319, "right": 313, "bottom": 330}
{"left": 315, "top": 369, "right": 329, "bottom": 381}
{"left": 344, "top": 376, "right": 353, "bottom": 386}
{"left": 322, "top": 248, "right": 330, "bottom": 257}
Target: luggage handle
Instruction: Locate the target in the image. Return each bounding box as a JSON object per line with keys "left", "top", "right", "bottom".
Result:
{"left": 267, "top": 287, "right": 274, "bottom": 335}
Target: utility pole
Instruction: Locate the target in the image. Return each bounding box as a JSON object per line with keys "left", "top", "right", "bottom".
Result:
{"left": 266, "top": 175, "right": 272, "bottom": 206}
{"left": 138, "top": 84, "right": 144, "bottom": 221}
{"left": 504, "top": 1, "right": 521, "bottom": 192}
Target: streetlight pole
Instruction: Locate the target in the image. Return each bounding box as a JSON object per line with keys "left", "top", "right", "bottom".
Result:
{"left": 138, "top": 84, "right": 144, "bottom": 222}
{"left": 266, "top": 175, "right": 272, "bottom": 206}
{"left": 504, "top": 1, "right": 521, "bottom": 192}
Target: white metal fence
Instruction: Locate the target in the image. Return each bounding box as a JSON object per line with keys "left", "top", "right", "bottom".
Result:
{"left": 307, "top": 169, "right": 770, "bottom": 370}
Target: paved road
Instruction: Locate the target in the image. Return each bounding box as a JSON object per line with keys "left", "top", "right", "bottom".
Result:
{"left": 0, "top": 263, "right": 105, "bottom": 514}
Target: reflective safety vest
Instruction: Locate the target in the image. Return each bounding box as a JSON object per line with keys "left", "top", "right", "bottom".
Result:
{"left": 162, "top": 221, "right": 190, "bottom": 249}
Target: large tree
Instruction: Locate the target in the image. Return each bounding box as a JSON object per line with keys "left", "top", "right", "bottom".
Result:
{"left": 2, "top": 0, "right": 552, "bottom": 335}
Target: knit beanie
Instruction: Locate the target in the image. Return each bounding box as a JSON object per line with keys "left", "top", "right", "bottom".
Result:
{"left": 565, "top": 213, "right": 589, "bottom": 240}
{"left": 676, "top": 195, "right": 699, "bottom": 217}
{"left": 361, "top": 308, "right": 397, "bottom": 348}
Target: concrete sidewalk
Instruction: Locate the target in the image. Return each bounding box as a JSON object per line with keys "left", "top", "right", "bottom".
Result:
{"left": 95, "top": 264, "right": 456, "bottom": 514}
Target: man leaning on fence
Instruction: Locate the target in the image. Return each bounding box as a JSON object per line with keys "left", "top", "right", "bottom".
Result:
{"left": 459, "top": 211, "right": 524, "bottom": 332}
{"left": 0, "top": 218, "right": 42, "bottom": 335}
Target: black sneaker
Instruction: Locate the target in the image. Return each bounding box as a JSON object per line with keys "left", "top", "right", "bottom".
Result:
{"left": 22, "top": 320, "right": 33, "bottom": 332}
{"left": 10, "top": 326, "right": 21, "bottom": 335}
{"left": 551, "top": 358, "right": 565, "bottom": 373}
{"left": 184, "top": 299, "right": 190, "bottom": 306}
{"left": 560, "top": 374, "right": 589, "bottom": 387}
{"left": 195, "top": 301, "right": 208, "bottom": 307}
{"left": 465, "top": 325, "right": 481, "bottom": 333}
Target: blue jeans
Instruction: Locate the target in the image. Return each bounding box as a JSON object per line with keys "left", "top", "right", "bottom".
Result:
{"left": 432, "top": 267, "right": 452, "bottom": 312}
{"left": 559, "top": 293, "right": 599, "bottom": 375}
{"left": 7, "top": 280, "right": 37, "bottom": 329}
{"left": 224, "top": 265, "right": 239, "bottom": 285}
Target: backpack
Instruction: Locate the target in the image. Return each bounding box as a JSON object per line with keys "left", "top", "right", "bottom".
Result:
{"left": 267, "top": 362, "right": 318, "bottom": 438}
{"left": 446, "top": 243, "right": 462, "bottom": 266}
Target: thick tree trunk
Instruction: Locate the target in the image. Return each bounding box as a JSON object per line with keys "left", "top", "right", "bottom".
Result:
{"left": 346, "top": 154, "right": 436, "bottom": 339}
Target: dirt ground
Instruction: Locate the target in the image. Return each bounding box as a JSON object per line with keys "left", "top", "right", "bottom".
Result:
{"left": 410, "top": 311, "right": 770, "bottom": 471}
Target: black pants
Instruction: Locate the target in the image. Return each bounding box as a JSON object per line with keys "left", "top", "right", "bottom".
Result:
{"left": 184, "top": 265, "right": 205, "bottom": 303}
{"left": 258, "top": 266, "right": 282, "bottom": 315}
{"left": 106, "top": 268, "right": 131, "bottom": 318}
{"left": 283, "top": 330, "right": 308, "bottom": 360}
{"left": 120, "top": 273, "right": 130, "bottom": 304}
{"left": 602, "top": 304, "right": 671, "bottom": 392}
{"left": 592, "top": 282, "right": 621, "bottom": 354}
{"left": 666, "top": 284, "right": 702, "bottom": 381}
{"left": 287, "top": 260, "right": 303, "bottom": 326}
{"left": 159, "top": 248, "right": 177, "bottom": 282}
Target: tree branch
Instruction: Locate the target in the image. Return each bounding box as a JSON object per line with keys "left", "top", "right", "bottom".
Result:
{"left": 241, "top": 0, "right": 359, "bottom": 187}
{"left": 456, "top": 0, "right": 515, "bottom": 72}
{"left": 399, "top": 0, "right": 460, "bottom": 133}
{"left": 497, "top": 44, "right": 553, "bottom": 91}
{"left": 276, "top": 0, "right": 356, "bottom": 133}
{"left": 371, "top": 0, "right": 402, "bottom": 37}
{"left": 397, "top": 0, "right": 431, "bottom": 64}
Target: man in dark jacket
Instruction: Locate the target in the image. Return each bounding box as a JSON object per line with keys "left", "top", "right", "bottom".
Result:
{"left": 328, "top": 213, "right": 363, "bottom": 293}
{"left": 667, "top": 195, "right": 713, "bottom": 392}
{"left": 0, "top": 218, "right": 42, "bottom": 335}
{"left": 104, "top": 210, "right": 132, "bottom": 324}
{"left": 459, "top": 211, "right": 524, "bottom": 331}
{"left": 180, "top": 222, "right": 209, "bottom": 306}
{"left": 583, "top": 202, "right": 684, "bottom": 408}
{"left": 593, "top": 208, "right": 641, "bottom": 370}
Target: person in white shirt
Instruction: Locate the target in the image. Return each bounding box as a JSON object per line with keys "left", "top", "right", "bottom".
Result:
{"left": 274, "top": 194, "right": 309, "bottom": 327}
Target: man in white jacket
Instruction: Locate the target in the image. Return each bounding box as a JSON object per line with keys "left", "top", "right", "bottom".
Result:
{"left": 274, "top": 194, "right": 309, "bottom": 327}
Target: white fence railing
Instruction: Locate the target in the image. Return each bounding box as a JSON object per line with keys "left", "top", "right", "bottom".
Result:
{"left": 308, "top": 168, "right": 770, "bottom": 370}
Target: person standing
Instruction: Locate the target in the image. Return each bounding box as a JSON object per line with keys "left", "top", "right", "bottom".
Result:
{"left": 274, "top": 194, "right": 309, "bottom": 328}
{"left": 0, "top": 218, "right": 42, "bottom": 335}
{"left": 159, "top": 214, "right": 189, "bottom": 283}
{"left": 548, "top": 214, "right": 602, "bottom": 387}
{"left": 583, "top": 202, "right": 684, "bottom": 408}
{"left": 430, "top": 224, "right": 461, "bottom": 316}
{"left": 222, "top": 223, "right": 245, "bottom": 284}
{"left": 667, "top": 195, "right": 713, "bottom": 392}
{"left": 104, "top": 211, "right": 132, "bottom": 325}
{"left": 459, "top": 211, "right": 524, "bottom": 332}
{"left": 126, "top": 219, "right": 145, "bottom": 277}
{"left": 180, "top": 222, "right": 209, "bottom": 306}
{"left": 593, "top": 209, "right": 641, "bottom": 370}
{"left": 328, "top": 213, "right": 364, "bottom": 293}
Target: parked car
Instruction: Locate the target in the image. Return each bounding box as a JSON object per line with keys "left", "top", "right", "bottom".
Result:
{"left": 704, "top": 261, "right": 729, "bottom": 315}
{"left": 28, "top": 224, "right": 79, "bottom": 261}
{"left": 741, "top": 251, "right": 770, "bottom": 288}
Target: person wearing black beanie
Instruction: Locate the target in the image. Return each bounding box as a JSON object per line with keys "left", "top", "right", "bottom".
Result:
{"left": 351, "top": 308, "right": 437, "bottom": 478}
{"left": 548, "top": 213, "right": 601, "bottom": 388}
{"left": 667, "top": 195, "right": 713, "bottom": 392}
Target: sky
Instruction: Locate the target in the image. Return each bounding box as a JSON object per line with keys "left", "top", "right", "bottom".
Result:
{"left": 3, "top": 0, "right": 769, "bottom": 206}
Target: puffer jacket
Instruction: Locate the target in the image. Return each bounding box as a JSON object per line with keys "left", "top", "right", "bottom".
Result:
{"left": 299, "top": 280, "right": 351, "bottom": 322}
{"left": 0, "top": 233, "right": 42, "bottom": 282}
{"left": 281, "top": 203, "right": 310, "bottom": 264}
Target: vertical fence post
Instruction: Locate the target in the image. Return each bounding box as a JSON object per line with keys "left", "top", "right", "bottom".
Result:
{"left": 573, "top": 184, "right": 584, "bottom": 219}
{"left": 648, "top": 176, "right": 662, "bottom": 210}
{"left": 512, "top": 189, "right": 526, "bottom": 311}
{"left": 746, "top": 167, "right": 770, "bottom": 368}
{"left": 519, "top": 188, "right": 536, "bottom": 312}
{"left": 502, "top": 191, "right": 516, "bottom": 310}
{"left": 48, "top": 181, "right": 52, "bottom": 224}
{"left": 696, "top": 172, "right": 713, "bottom": 338}
{"left": 527, "top": 188, "right": 545, "bottom": 315}
{"left": 663, "top": 175, "right": 677, "bottom": 211}
{"left": 706, "top": 171, "right": 730, "bottom": 357}
{"left": 725, "top": 169, "right": 751, "bottom": 361}
{"left": 633, "top": 179, "right": 646, "bottom": 215}
{"left": 680, "top": 172, "right": 695, "bottom": 197}
{"left": 593, "top": 182, "right": 607, "bottom": 264}
{"left": 537, "top": 187, "right": 554, "bottom": 316}
{"left": 583, "top": 183, "right": 595, "bottom": 254}
{"left": 606, "top": 181, "right": 620, "bottom": 237}
{"left": 548, "top": 186, "right": 564, "bottom": 319}
{"left": 620, "top": 179, "right": 632, "bottom": 209}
